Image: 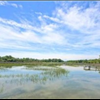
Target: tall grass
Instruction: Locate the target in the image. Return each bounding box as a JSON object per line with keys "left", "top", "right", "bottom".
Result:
{"left": 0, "top": 62, "right": 64, "bottom": 68}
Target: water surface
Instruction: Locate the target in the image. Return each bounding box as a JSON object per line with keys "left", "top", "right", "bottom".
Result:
{"left": 0, "top": 65, "right": 100, "bottom": 99}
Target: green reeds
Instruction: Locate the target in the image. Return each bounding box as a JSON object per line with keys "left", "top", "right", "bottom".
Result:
{"left": 0, "top": 66, "right": 69, "bottom": 85}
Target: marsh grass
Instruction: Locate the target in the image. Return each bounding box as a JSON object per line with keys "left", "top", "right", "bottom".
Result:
{"left": 0, "top": 66, "right": 69, "bottom": 85}
{"left": 0, "top": 62, "right": 64, "bottom": 68}
{"left": 66, "top": 63, "right": 100, "bottom": 67}
{"left": 0, "top": 84, "right": 4, "bottom": 93}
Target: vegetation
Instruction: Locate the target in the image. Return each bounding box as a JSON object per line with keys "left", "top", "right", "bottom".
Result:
{"left": 0, "top": 55, "right": 64, "bottom": 67}
{"left": 0, "top": 55, "right": 100, "bottom": 67}
{"left": 0, "top": 55, "right": 64, "bottom": 62}
{"left": 0, "top": 66, "right": 69, "bottom": 87}
{"left": 66, "top": 59, "right": 100, "bottom": 67}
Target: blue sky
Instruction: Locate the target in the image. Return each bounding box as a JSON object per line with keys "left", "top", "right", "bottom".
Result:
{"left": 0, "top": 1, "right": 100, "bottom": 60}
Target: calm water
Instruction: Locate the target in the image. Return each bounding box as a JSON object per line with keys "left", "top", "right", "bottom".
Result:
{"left": 0, "top": 65, "right": 100, "bottom": 99}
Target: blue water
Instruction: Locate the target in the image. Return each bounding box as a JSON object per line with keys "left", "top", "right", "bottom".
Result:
{"left": 0, "top": 65, "right": 100, "bottom": 99}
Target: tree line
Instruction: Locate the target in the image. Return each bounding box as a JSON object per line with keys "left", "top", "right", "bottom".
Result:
{"left": 67, "top": 59, "right": 100, "bottom": 64}
{"left": 0, "top": 55, "right": 64, "bottom": 63}
{"left": 0, "top": 55, "right": 100, "bottom": 64}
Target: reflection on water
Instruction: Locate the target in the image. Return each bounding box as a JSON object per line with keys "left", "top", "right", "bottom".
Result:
{"left": 0, "top": 65, "right": 100, "bottom": 99}
{"left": 84, "top": 66, "right": 100, "bottom": 73}
{"left": 0, "top": 66, "right": 69, "bottom": 84}
{"left": 0, "top": 66, "right": 69, "bottom": 98}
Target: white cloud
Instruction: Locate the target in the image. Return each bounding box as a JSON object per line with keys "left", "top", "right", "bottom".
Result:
{"left": 0, "top": 15, "right": 66, "bottom": 51}
{"left": 42, "top": 32, "right": 65, "bottom": 45}
{"left": 0, "top": 1, "right": 23, "bottom": 8}
{"left": 46, "top": 2, "right": 100, "bottom": 34}
{"left": 0, "top": 1, "right": 100, "bottom": 60}
{"left": 19, "top": 5, "right": 23, "bottom": 8}
{"left": 0, "top": 52, "right": 98, "bottom": 60}
{"left": 11, "top": 3, "right": 23, "bottom": 8}
{"left": 0, "top": 1, "right": 8, "bottom": 5}
{"left": 50, "top": 2, "right": 100, "bottom": 49}
{"left": 11, "top": 3, "right": 18, "bottom": 8}
{"left": 35, "top": 12, "right": 42, "bottom": 15}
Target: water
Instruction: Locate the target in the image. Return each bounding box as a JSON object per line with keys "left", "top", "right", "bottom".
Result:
{"left": 0, "top": 65, "right": 100, "bottom": 99}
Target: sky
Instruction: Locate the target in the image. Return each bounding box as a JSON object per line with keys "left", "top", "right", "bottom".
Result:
{"left": 0, "top": 1, "right": 100, "bottom": 60}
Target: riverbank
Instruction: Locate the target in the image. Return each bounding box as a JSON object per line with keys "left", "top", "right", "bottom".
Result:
{"left": 66, "top": 63, "right": 100, "bottom": 67}
{"left": 0, "top": 62, "right": 64, "bottom": 67}
{"left": 0, "top": 62, "right": 100, "bottom": 68}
